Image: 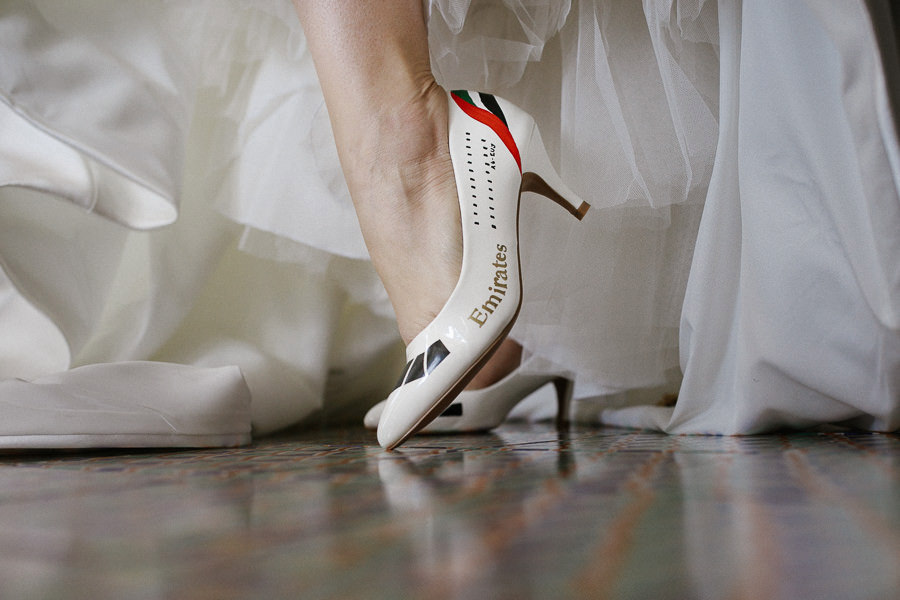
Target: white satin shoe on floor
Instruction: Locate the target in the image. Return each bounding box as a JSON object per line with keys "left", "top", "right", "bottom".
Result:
{"left": 365, "top": 367, "right": 573, "bottom": 434}
{"left": 0, "top": 362, "right": 251, "bottom": 449}
{"left": 376, "top": 90, "right": 589, "bottom": 450}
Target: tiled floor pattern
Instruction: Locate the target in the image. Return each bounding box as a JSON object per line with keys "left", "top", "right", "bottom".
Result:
{"left": 0, "top": 425, "right": 898, "bottom": 599}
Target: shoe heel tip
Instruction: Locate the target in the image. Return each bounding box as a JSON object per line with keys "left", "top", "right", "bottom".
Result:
{"left": 575, "top": 202, "right": 591, "bottom": 221}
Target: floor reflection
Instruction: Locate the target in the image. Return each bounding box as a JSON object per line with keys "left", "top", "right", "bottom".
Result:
{"left": 0, "top": 426, "right": 897, "bottom": 598}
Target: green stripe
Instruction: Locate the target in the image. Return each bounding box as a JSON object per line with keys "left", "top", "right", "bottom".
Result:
{"left": 453, "top": 89, "right": 474, "bottom": 106}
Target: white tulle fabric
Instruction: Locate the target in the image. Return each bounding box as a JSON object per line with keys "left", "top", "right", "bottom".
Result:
{"left": 428, "top": 0, "right": 717, "bottom": 400}
{"left": 0, "top": 0, "right": 897, "bottom": 442}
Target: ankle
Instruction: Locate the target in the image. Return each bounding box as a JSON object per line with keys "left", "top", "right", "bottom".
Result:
{"left": 337, "top": 83, "right": 462, "bottom": 345}
{"left": 344, "top": 82, "right": 450, "bottom": 201}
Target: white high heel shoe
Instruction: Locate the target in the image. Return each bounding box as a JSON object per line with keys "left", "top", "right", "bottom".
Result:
{"left": 365, "top": 368, "right": 573, "bottom": 433}
{"left": 377, "top": 90, "right": 589, "bottom": 450}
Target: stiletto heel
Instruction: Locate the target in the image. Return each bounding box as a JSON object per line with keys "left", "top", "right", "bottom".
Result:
{"left": 553, "top": 377, "right": 575, "bottom": 430}
{"left": 520, "top": 124, "right": 591, "bottom": 220}
{"left": 376, "top": 90, "right": 589, "bottom": 450}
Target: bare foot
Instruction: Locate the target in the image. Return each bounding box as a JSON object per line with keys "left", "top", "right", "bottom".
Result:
{"left": 466, "top": 338, "right": 522, "bottom": 389}
{"left": 293, "top": 2, "right": 521, "bottom": 408}
{"left": 340, "top": 84, "right": 520, "bottom": 387}
{"left": 340, "top": 83, "right": 462, "bottom": 344}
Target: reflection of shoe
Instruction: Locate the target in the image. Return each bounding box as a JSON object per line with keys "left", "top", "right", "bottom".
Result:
{"left": 365, "top": 368, "right": 573, "bottom": 433}
{"left": 377, "top": 90, "right": 589, "bottom": 450}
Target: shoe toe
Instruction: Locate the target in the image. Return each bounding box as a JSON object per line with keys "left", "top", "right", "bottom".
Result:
{"left": 376, "top": 418, "right": 405, "bottom": 450}
{"left": 363, "top": 401, "right": 384, "bottom": 430}
{"left": 376, "top": 394, "right": 418, "bottom": 449}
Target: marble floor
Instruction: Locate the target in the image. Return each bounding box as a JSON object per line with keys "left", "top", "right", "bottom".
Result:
{"left": 0, "top": 425, "right": 898, "bottom": 599}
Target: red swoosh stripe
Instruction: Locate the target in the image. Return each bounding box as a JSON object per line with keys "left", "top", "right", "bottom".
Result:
{"left": 451, "top": 92, "right": 521, "bottom": 172}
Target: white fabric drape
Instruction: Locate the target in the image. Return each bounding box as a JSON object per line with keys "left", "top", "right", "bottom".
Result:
{"left": 603, "top": 0, "right": 900, "bottom": 432}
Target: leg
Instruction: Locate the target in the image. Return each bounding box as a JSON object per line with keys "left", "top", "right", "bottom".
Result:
{"left": 293, "top": 0, "right": 459, "bottom": 345}
{"left": 294, "top": 0, "right": 521, "bottom": 387}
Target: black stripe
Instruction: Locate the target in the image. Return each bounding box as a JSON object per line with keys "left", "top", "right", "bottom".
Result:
{"left": 405, "top": 353, "right": 426, "bottom": 384}
{"left": 478, "top": 93, "right": 508, "bottom": 127}
{"left": 440, "top": 403, "right": 463, "bottom": 417}
{"left": 425, "top": 340, "right": 450, "bottom": 375}
{"left": 392, "top": 340, "right": 452, "bottom": 390}
{"left": 393, "top": 359, "right": 413, "bottom": 391}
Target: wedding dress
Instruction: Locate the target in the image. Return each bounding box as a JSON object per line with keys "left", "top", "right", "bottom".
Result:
{"left": 0, "top": 0, "right": 896, "bottom": 447}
